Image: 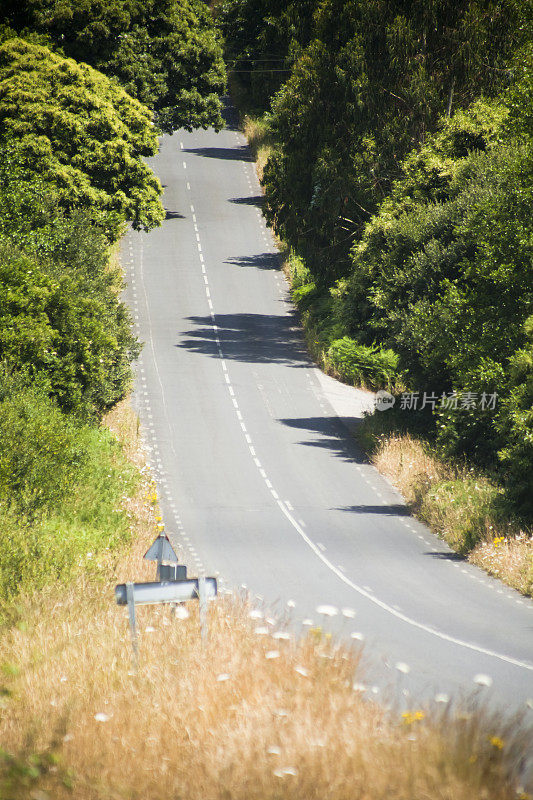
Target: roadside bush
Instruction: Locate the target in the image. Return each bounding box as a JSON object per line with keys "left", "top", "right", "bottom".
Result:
{"left": 0, "top": 244, "right": 139, "bottom": 418}
{"left": 0, "top": 376, "right": 86, "bottom": 516}
{"left": 0, "top": 377, "right": 138, "bottom": 604}
{"left": 326, "top": 336, "right": 399, "bottom": 391}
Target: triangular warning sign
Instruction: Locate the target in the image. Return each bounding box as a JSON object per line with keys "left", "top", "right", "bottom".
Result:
{"left": 144, "top": 534, "right": 179, "bottom": 564}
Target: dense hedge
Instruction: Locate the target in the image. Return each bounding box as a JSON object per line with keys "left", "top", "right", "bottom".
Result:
{"left": 1, "top": 0, "right": 226, "bottom": 133}
{"left": 0, "top": 38, "right": 165, "bottom": 238}
{"left": 223, "top": 1, "right": 533, "bottom": 517}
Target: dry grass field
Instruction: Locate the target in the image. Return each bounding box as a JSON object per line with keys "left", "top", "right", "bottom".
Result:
{"left": 0, "top": 403, "right": 531, "bottom": 800}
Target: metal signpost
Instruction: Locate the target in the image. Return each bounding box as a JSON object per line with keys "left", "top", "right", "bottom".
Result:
{"left": 116, "top": 532, "right": 217, "bottom": 664}
{"left": 143, "top": 533, "right": 185, "bottom": 581}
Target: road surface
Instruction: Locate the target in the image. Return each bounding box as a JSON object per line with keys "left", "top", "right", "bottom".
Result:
{"left": 122, "top": 110, "right": 533, "bottom": 713}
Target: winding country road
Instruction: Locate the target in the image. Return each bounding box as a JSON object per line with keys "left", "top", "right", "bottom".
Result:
{"left": 122, "top": 109, "right": 533, "bottom": 712}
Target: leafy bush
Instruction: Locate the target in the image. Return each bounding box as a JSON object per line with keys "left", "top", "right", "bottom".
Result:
{"left": 0, "top": 376, "right": 86, "bottom": 516}
{"left": 0, "top": 244, "right": 139, "bottom": 417}
{"left": 326, "top": 336, "right": 399, "bottom": 390}
{"left": 4, "top": 0, "right": 226, "bottom": 134}
{"left": 0, "top": 38, "right": 164, "bottom": 238}
{"left": 0, "top": 377, "right": 137, "bottom": 604}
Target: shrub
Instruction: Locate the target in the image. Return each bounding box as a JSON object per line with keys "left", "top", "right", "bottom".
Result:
{"left": 0, "top": 379, "right": 86, "bottom": 517}
{"left": 0, "top": 377, "right": 138, "bottom": 603}
{"left": 326, "top": 336, "right": 399, "bottom": 390}
{"left": 0, "top": 243, "right": 139, "bottom": 418}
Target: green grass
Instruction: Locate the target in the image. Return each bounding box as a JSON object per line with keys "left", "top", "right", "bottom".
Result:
{"left": 0, "top": 381, "right": 138, "bottom": 613}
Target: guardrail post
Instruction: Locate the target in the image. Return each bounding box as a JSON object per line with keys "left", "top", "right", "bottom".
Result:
{"left": 198, "top": 576, "right": 207, "bottom": 644}
{"left": 126, "top": 581, "right": 139, "bottom": 666}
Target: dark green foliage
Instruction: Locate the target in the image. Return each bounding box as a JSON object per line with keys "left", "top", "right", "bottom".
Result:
{"left": 259, "top": 0, "right": 525, "bottom": 284}
{"left": 215, "top": 0, "right": 316, "bottom": 109}
{"left": 2, "top": 0, "right": 226, "bottom": 133}
{"left": 0, "top": 149, "right": 140, "bottom": 418}
{"left": 0, "top": 38, "right": 165, "bottom": 238}
{"left": 495, "top": 317, "right": 533, "bottom": 514}
{"left": 0, "top": 375, "right": 137, "bottom": 603}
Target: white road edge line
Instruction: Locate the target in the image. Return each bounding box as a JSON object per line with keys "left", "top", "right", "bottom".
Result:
{"left": 275, "top": 499, "right": 533, "bottom": 671}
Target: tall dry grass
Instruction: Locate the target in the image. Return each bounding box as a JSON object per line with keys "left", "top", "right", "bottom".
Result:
{"left": 1, "top": 403, "right": 530, "bottom": 799}
{"left": 243, "top": 115, "right": 274, "bottom": 182}
{"left": 1, "top": 582, "right": 530, "bottom": 800}
{"left": 370, "top": 432, "right": 532, "bottom": 595}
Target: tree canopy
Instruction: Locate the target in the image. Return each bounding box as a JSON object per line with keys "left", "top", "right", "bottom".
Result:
{"left": 215, "top": 0, "right": 316, "bottom": 108}
{"left": 0, "top": 37, "right": 164, "bottom": 238}
{"left": 0, "top": 146, "right": 140, "bottom": 418}
{"left": 259, "top": 0, "right": 526, "bottom": 283}
{"left": 1, "top": 0, "right": 227, "bottom": 133}
{"left": 221, "top": 0, "right": 533, "bottom": 514}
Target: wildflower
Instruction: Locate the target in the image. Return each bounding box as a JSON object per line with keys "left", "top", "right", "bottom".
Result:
{"left": 316, "top": 604, "right": 338, "bottom": 617}
{"left": 287, "top": 599, "right": 296, "bottom": 608}
{"left": 402, "top": 710, "right": 425, "bottom": 725}
{"left": 473, "top": 673, "right": 493, "bottom": 687}
{"left": 352, "top": 682, "right": 367, "bottom": 692}
{"left": 174, "top": 607, "right": 189, "bottom": 621}
{"left": 351, "top": 632, "right": 365, "bottom": 641}
{"left": 265, "top": 650, "right": 280, "bottom": 659}
{"left": 395, "top": 662, "right": 410, "bottom": 674}
{"left": 94, "top": 713, "right": 111, "bottom": 722}
{"left": 489, "top": 736, "right": 504, "bottom": 750}
{"left": 273, "top": 767, "right": 297, "bottom": 777}
{"left": 248, "top": 609, "right": 263, "bottom": 620}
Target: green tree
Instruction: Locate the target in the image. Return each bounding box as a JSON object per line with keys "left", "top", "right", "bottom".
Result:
{"left": 0, "top": 245, "right": 140, "bottom": 417}
{"left": 261, "top": 0, "right": 526, "bottom": 284}
{"left": 1, "top": 0, "right": 226, "bottom": 133}
{"left": 0, "top": 145, "right": 140, "bottom": 417}
{"left": 216, "top": 0, "right": 317, "bottom": 109}
{"left": 0, "top": 37, "right": 164, "bottom": 239}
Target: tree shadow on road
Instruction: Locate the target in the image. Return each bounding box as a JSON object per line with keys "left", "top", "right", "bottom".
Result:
{"left": 228, "top": 195, "right": 264, "bottom": 207}
{"left": 278, "top": 416, "right": 368, "bottom": 464}
{"left": 177, "top": 312, "right": 310, "bottom": 367}
{"left": 336, "top": 503, "right": 410, "bottom": 516}
{"left": 226, "top": 252, "right": 279, "bottom": 271}
{"left": 183, "top": 145, "right": 253, "bottom": 161}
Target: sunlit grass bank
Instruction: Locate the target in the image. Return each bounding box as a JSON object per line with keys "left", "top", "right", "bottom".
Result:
{"left": 357, "top": 417, "right": 533, "bottom": 597}
{"left": 1, "top": 583, "right": 530, "bottom": 799}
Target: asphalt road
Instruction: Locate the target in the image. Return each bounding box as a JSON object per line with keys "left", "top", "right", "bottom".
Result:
{"left": 122, "top": 112, "right": 533, "bottom": 714}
